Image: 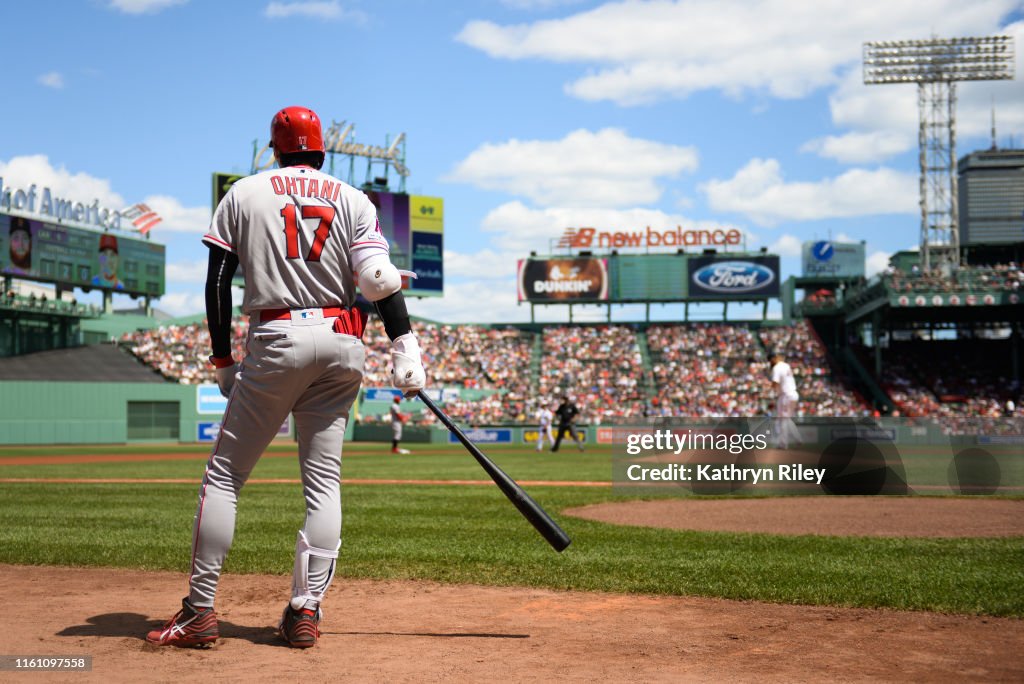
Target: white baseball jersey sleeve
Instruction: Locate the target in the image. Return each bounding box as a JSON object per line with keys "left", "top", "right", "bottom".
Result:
{"left": 203, "top": 166, "right": 389, "bottom": 313}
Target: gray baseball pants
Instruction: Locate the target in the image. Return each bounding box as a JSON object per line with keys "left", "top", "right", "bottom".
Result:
{"left": 187, "top": 314, "right": 364, "bottom": 608}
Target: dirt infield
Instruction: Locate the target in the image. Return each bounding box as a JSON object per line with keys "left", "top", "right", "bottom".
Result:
{"left": 1, "top": 564, "right": 1022, "bottom": 682}
{"left": 564, "top": 497, "right": 1024, "bottom": 538}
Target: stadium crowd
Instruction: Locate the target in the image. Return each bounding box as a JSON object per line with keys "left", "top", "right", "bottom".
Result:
{"left": 360, "top": 320, "right": 536, "bottom": 425}
{"left": 645, "top": 321, "right": 865, "bottom": 418}
{"left": 877, "top": 339, "right": 1021, "bottom": 432}
{"left": 883, "top": 263, "right": 1024, "bottom": 294}
{"left": 122, "top": 319, "right": 248, "bottom": 384}
{"left": 122, "top": 316, "right": 1024, "bottom": 430}
{"left": 647, "top": 323, "right": 770, "bottom": 417}
{"left": 758, "top": 322, "right": 867, "bottom": 416}
{"left": 533, "top": 325, "right": 648, "bottom": 424}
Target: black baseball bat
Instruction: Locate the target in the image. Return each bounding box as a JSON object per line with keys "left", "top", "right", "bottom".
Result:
{"left": 416, "top": 390, "right": 572, "bottom": 552}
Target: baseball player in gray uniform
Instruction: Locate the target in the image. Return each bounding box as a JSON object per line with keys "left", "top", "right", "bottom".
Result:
{"left": 147, "top": 106, "right": 426, "bottom": 649}
{"left": 390, "top": 396, "right": 410, "bottom": 454}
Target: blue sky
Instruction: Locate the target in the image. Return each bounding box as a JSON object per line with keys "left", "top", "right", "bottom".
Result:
{"left": 1, "top": 0, "right": 1022, "bottom": 322}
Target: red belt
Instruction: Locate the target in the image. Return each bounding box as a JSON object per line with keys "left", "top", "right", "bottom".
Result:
{"left": 258, "top": 306, "right": 367, "bottom": 338}
{"left": 259, "top": 306, "right": 345, "bottom": 322}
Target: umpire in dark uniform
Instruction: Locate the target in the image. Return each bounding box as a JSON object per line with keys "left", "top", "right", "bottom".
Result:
{"left": 551, "top": 395, "right": 585, "bottom": 452}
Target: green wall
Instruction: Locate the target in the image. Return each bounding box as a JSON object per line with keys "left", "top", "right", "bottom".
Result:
{"left": 0, "top": 381, "right": 200, "bottom": 444}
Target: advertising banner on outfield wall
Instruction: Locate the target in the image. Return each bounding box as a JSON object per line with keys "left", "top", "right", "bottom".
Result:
{"left": 450, "top": 428, "right": 513, "bottom": 444}
{"left": 517, "top": 257, "right": 609, "bottom": 302}
{"left": 523, "top": 428, "right": 586, "bottom": 444}
{"left": 688, "top": 255, "right": 780, "bottom": 299}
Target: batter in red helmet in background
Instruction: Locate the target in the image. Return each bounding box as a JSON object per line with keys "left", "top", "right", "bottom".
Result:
{"left": 146, "top": 105, "right": 426, "bottom": 650}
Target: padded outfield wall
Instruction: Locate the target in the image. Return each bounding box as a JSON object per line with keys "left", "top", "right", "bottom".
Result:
{"left": 0, "top": 380, "right": 601, "bottom": 446}
{"left": 0, "top": 381, "right": 301, "bottom": 445}
{"left": 0, "top": 381, "right": 198, "bottom": 444}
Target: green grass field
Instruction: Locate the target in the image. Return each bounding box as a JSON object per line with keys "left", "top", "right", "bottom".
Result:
{"left": 0, "top": 442, "right": 1021, "bottom": 617}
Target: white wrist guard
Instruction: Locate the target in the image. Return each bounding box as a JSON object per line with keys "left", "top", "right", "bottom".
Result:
{"left": 391, "top": 333, "right": 425, "bottom": 397}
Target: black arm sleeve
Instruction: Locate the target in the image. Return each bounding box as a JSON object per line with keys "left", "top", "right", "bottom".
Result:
{"left": 205, "top": 245, "right": 239, "bottom": 358}
{"left": 373, "top": 290, "right": 412, "bottom": 341}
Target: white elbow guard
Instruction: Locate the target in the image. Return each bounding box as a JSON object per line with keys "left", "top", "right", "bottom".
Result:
{"left": 356, "top": 253, "right": 402, "bottom": 302}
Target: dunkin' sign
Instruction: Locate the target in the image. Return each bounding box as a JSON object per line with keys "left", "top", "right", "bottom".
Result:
{"left": 517, "top": 258, "right": 609, "bottom": 302}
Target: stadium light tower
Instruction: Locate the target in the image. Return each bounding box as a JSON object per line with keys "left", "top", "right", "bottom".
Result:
{"left": 863, "top": 35, "right": 1015, "bottom": 272}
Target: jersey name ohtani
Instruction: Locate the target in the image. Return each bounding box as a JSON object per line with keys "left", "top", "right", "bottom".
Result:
{"left": 269, "top": 175, "right": 343, "bottom": 202}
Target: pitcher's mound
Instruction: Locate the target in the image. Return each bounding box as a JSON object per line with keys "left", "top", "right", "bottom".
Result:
{"left": 565, "top": 497, "right": 1024, "bottom": 537}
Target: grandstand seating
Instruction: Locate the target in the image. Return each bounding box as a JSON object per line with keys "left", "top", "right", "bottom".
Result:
{"left": 875, "top": 338, "right": 1020, "bottom": 429}
{"left": 121, "top": 320, "right": 248, "bottom": 384}
{"left": 884, "top": 264, "right": 1023, "bottom": 294}
{"left": 120, "top": 318, "right": 873, "bottom": 425}
{"left": 533, "top": 324, "right": 648, "bottom": 424}
{"left": 360, "top": 321, "right": 535, "bottom": 425}
{"left": 758, "top": 322, "right": 868, "bottom": 416}
{"left": 648, "top": 323, "right": 769, "bottom": 417}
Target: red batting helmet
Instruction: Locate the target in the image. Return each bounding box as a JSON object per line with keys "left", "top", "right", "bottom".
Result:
{"left": 270, "top": 106, "right": 325, "bottom": 155}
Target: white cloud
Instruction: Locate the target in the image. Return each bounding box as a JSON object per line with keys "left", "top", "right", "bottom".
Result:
{"left": 0, "top": 155, "right": 125, "bottom": 208}
{"left": 866, "top": 250, "right": 892, "bottom": 276}
{"left": 446, "top": 128, "right": 698, "bottom": 207}
{"left": 107, "top": 0, "right": 188, "bottom": 14}
{"left": 457, "top": 0, "right": 1020, "bottom": 106}
{"left": 700, "top": 158, "right": 917, "bottom": 226}
{"left": 141, "top": 195, "right": 210, "bottom": 233}
{"left": 156, "top": 292, "right": 206, "bottom": 317}
{"left": 264, "top": 1, "right": 366, "bottom": 22}
{"left": 412, "top": 278, "right": 527, "bottom": 324}
{"left": 165, "top": 259, "right": 207, "bottom": 284}
{"left": 0, "top": 155, "right": 208, "bottom": 235}
{"left": 801, "top": 131, "right": 912, "bottom": 164}
{"left": 37, "top": 72, "right": 64, "bottom": 90}
{"left": 768, "top": 234, "right": 802, "bottom": 257}
{"left": 442, "top": 249, "right": 518, "bottom": 280}
{"left": 501, "top": 0, "right": 584, "bottom": 9}
{"left": 817, "top": 21, "right": 1024, "bottom": 162}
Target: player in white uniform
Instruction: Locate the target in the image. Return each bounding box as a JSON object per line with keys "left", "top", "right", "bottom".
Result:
{"left": 770, "top": 352, "right": 801, "bottom": 450}
{"left": 147, "top": 106, "right": 426, "bottom": 650}
{"left": 391, "top": 396, "right": 410, "bottom": 454}
{"left": 535, "top": 402, "right": 554, "bottom": 452}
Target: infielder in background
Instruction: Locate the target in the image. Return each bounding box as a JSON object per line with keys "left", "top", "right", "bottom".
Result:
{"left": 147, "top": 106, "right": 425, "bottom": 650}
{"left": 391, "top": 396, "right": 410, "bottom": 454}
{"left": 770, "top": 352, "right": 801, "bottom": 450}
{"left": 551, "top": 395, "right": 585, "bottom": 453}
{"left": 535, "top": 401, "right": 554, "bottom": 452}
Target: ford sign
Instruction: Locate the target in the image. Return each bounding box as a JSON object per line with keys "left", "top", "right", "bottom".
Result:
{"left": 691, "top": 260, "right": 775, "bottom": 294}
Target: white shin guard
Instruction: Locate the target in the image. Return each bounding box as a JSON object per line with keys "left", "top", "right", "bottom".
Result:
{"left": 290, "top": 530, "right": 340, "bottom": 610}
